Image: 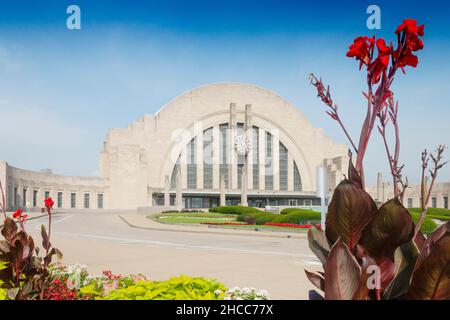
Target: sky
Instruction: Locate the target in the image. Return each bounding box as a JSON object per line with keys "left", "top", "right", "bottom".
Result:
{"left": 0, "top": 0, "right": 449, "bottom": 185}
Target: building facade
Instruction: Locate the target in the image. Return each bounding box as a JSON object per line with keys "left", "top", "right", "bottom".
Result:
{"left": 367, "top": 172, "right": 450, "bottom": 210}
{"left": 1, "top": 83, "right": 349, "bottom": 211}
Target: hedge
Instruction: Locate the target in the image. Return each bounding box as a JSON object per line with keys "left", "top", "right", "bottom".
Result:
{"left": 209, "top": 206, "right": 264, "bottom": 215}
{"left": 236, "top": 210, "right": 321, "bottom": 225}
{"left": 273, "top": 211, "right": 321, "bottom": 224}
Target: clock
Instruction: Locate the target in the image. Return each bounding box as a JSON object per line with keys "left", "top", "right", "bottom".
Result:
{"left": 234, "top": 135, "right": 251, "bottom": 156}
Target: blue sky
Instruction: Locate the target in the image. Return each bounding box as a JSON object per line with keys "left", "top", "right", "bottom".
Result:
{"left": 0, "top": 0, "right": 449, "bottom": 185}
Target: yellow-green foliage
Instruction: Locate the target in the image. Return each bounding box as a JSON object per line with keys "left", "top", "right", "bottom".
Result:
{"left": 0, "top": 262, "right": 8, "bottom": 300}
{"left": 95, "top": 275, "right": 227, "bottom": 300}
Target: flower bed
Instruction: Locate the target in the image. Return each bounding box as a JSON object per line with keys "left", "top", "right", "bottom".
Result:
{"left": 264, "top": 222, "right": 320, "bottom": 229}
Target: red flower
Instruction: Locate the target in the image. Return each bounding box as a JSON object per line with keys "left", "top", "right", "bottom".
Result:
{"left": 346, "top": 36, "right": 374, "bottom": 67}
{"left": 366, "top": 38, "right": 393, "bottom": 84}
{"left": 13, "top": 208, "right": 22, "bottom": 219}
{"left": 369, "top": 55, "right": 390, "bottom": 84}
{"left": 45, "top": 197, "right": 54, "bottom": 209}
{"left": 396, "top": 19, "right": 424, "bottom": 52}
{"left": 12, "top": 208, "right": 28, "bottom": 223}
{"left": 398, "top": 51, "right": 419, "bottom": 69}
{"left": 395, "top": 19, "right": 424, "bottom": 37}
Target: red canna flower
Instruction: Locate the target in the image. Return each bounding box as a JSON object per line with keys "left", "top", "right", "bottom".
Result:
{"left": 45, "top": 197, "right": 54, "bottom": 209}
{"left": 346, "top": 36, "right": 374, "bottom": 68}
{"left": 396, "top": 19, "right": 424, "bottom": 53}
{"left": 13, "top": 208, "right": 27, "bottom": 223}
{"left": 395, "top": 19, "right": 424, "bottom": 37}
{"left": 398, "top": 51, "right": 419, "bottom": 69}
{"left": 13, "top": 208, "right": 22, "bottom": 219}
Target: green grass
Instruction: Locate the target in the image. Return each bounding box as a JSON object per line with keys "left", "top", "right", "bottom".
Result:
{"left": 408, "top": 211, "right": 438, "bottom": 235}
{"left": 152, "top": 212, "right": 238, "bottom": 224}
{"left": 408, "top": 207, "right": 450, "bottom": 222}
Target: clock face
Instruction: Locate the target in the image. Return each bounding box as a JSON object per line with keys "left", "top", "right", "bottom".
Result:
{"left": 234, "top": 135, "right": 251, "bottom": 156}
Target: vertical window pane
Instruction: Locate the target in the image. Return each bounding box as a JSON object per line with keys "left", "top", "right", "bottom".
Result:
{"left": 98, "top": 193, "right": 104, "bottom": 209}
{"left": 84, "top": 193, "right": 90, "bottom": 209}
{"left": 279, "top": 143, "right": 288, "bottom": 191}
{"left": 294, "top": 162, "right": 302, "bottom": 191}
{"left": 219, "top": 124, "right": 229, "bottom": 188}
{"left": 45, "top": 191, "right": 50, "bottom": 200}
{"left": 432, "top": 196, "right": 437, "bottom": 208}
{"left": 444, "top": 196, "right": 448, "bottom": 209}
{"left": 58, "top": 192, "right": 63, "bottom": 208}
{"left": 23, "top": 188, "right": 27, "bottom": 207}
{"left": 171, "top": 156, "right": 181, "bottom": 189}
{"left": 407, "top": 197, "right": 413, "bottom": 208}
{"left": 265, "top": 132, "right": 273, "bottom": 190}
{"left": 14, "top": 187, "right": 18, "bottom": 207}
{"left": 252, "top": 126, "right": 259, "bottom": 189}
{"left": 71, "top": 193, "right": 76, "bottom": 208}
{"left": 33, "top": 190, "right": 38, "bottom": 207}
{"left": 203, "top": 128, "right": 213, "bottom": 189}
{"left": 187, "top": 137, "right": 197, "bottom": 189}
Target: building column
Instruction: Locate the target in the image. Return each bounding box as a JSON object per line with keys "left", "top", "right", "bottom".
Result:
{"left": 212, "top": 125, "right": 220, "bottom": 190}
{"left": 229, "top": 103, "right": 237, "bottom": 190}
{"left": 164, "top": 175, "right": 170, "bottom": 207}
{"left": 258, "top": 127, "right": 265, "bottom": 191}
{"left": 176, "top": 167, "right": 183, "bottom": 210}
{"left": 244, "top": 104, "right": 253, "bottom": 191}
{"left": 241, "top": 104, "right": 252, "bottom": 205}
{"left": 220, "top": 175, "right": 226, "bottom": 206}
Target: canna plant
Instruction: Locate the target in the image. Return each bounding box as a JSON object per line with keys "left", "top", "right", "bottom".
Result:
{"left": 0, "top": 181, "right": 62, "bottom": 300}
{"left": 306, "top": 19, "right": 449, "bottom": 300}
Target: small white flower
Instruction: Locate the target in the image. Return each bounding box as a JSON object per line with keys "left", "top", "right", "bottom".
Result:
{"left": 214, "top": 289, "right": 222, "bottom": 295}
{"left": 258, "top": 290, "right": 269, "bottom": 297}
{"left": 224, "top": 297, "right": 231, "bottom": 300}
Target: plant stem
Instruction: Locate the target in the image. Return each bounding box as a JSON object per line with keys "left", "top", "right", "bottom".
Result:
{"left": 336, "top": 115, "right": 358, "bottom": 154}
{"left": 380, "top": 125, "right": 399, "bottom": 197}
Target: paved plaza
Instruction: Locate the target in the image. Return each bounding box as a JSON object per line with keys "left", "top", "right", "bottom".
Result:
{"left": 22, "top": 211, "right": 319, "bottom": 299}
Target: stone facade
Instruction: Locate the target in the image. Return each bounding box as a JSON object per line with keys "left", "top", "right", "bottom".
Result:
{"left": 367, "top": 172, "right": 450, "bottom": 209}
{"left": 1, "top": 83, "right": 349, "bottom": 211}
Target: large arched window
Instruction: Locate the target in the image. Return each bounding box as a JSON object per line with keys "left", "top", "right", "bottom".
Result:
{"left": 169, "top": 123, "right": 303, "bottom": 193}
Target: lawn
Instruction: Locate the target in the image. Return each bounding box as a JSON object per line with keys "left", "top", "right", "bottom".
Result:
{"left": 151, "top": 212, "right": 239, "bottom": 224}
{"left": 151, "top": 206, "right": 445, "bottom": 235}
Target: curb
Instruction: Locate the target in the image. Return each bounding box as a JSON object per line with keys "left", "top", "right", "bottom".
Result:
{"left": 119, "top": 215, "right": 307, "bottom": 239}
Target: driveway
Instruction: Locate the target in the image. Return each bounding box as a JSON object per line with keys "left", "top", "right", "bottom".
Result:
{"left": 24, "top": 211, "right": 320, "bottom": 299}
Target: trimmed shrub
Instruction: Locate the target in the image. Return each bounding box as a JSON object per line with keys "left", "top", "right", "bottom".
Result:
{"left": 209, "top": 206, "right": 264, "bottom": 215}
{"left": 236, "top": 213, "right": 275, "bottom": 225}
{"left": 273, "top": 211, "right": 321, "bottom": 224}
{"left": 280, "top": 208, "right": 302, "bottom": 215}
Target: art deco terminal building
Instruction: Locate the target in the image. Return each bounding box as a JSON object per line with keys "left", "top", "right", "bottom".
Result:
{"left": 1, "top": 83, "right": 349, "bottom": 211}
